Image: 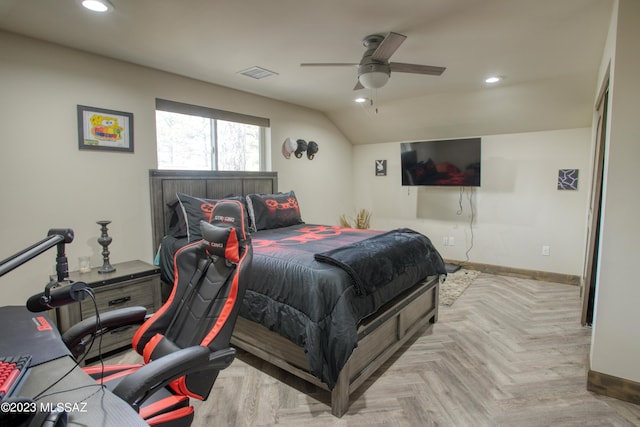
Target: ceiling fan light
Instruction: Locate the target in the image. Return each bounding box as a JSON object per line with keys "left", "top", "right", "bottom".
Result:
{"left": 359, "top": 71, "right": 390, "bottom": 89}
{"left": 81, "top": 0, "right": 113, "bottom": 12}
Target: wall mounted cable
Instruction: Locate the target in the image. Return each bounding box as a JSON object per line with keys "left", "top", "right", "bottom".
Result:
{"left": 457, "top": 187, "right": 475, "bottom": 262}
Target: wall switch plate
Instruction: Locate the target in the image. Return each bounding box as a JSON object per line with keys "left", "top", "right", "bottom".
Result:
{"left": 443, "top": 237, "right": 449, "bottom": 246}
{"left": 449, "top": 237, "right": 455, "bottom": 246}
{"left": 542, "top": 245, "right": 550, "bottom": 256}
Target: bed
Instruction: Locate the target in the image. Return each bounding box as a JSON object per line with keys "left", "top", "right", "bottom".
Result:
{"left": 149, "top": 169, "right": 446, "bottom": 417}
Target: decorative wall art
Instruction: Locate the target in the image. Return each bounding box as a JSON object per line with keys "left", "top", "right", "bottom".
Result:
{"left": 77, "top": 105, "right": 134, "bottom": 152}
{"left": 557, "top": 169, "right": 579, "bottom": 190}
{"left": 282, "top": 137, "right": 319, "bottom": 160}
{"left": 375, "top": 160, "right": 387, "bottom": 176}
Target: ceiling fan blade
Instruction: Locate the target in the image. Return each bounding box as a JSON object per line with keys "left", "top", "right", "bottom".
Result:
{"left": 390, "top": 62, "right": 446, "bottom": 76}
{"left": 353, "top": 80, "right": 364, "bottom": 90}
{"left": 300, "top": 63, "right": 359, "bottom": 67}
{"left": 371, "top": 32, "right": 407, "bottom": 62}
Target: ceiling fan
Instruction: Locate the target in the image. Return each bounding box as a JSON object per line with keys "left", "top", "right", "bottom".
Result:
{"left": 301, "top": 32, "right": 446, "bottom": 90}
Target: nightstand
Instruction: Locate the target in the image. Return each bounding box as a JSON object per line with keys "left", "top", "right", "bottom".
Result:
{"left": 53, "top": 260, "right": 162, "bottom": 361}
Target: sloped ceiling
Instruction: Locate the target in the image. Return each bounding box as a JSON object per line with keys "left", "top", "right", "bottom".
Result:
{"left": 0, "top": 0, "right": 613, "bottom": 144}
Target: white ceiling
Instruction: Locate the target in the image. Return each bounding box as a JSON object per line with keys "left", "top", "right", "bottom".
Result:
{"left": 0, "top": 0, "right": 613, "bottom": 144}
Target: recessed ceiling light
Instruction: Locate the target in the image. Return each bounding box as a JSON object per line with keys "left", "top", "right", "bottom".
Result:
{"left": 485, "top": 76, "right": 502, "bottom": 84}
{"left": 81, "top": 0, "right": 113, "bottom": 12}
{"left": 354, "top": 97, "right": 369, "bottom": 103}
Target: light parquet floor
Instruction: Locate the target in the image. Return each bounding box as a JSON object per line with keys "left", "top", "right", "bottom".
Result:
{"left": 110, "top": 273, "right": 640, "bottom": 426}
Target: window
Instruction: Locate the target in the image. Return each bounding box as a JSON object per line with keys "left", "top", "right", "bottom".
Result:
{"left": 155, "top": 99, "right": 269, "bottom": 171}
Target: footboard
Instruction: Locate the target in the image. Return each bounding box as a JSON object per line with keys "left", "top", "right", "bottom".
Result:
{"left": 230, "top": 276, "right": 440, "bottom": 417}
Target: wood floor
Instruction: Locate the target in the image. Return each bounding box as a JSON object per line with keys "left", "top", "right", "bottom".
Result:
{"left": 109, "top": 273, "right": 640, "bottom": 426}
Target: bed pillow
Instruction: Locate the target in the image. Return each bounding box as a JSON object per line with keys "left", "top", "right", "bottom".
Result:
{"left": 176, "top": 193, "right": 218, "bottom": 242}
{"left": 166, "top": 199, "right": 188, "bottom": 238}
{"left": 246, "top": 191, "right": 304, "bottom": 231}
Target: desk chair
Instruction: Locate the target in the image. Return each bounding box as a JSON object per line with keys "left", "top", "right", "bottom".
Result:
{"left": 62, "top": 200, "right": 252, "bottom": 427}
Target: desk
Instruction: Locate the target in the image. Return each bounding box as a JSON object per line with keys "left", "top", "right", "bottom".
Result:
{"left": 0, "top": 306, "right": 145, "bottom": 426}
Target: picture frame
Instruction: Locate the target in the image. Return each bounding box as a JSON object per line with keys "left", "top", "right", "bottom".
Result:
{"left": 77, "top": 105, "right": 134, "bottom": 152}
{"left": 375, "top": 160, "right": 387, "bottom": 176}
{"left": 558, "top": 168, "right": 579, "bottom": 190}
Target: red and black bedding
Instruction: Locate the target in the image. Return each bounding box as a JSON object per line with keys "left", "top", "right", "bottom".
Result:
{"left": 157, "top": 191, "right": 446, "bottom": 389}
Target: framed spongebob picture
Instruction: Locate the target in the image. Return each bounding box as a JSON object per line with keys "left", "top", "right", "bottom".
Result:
{"left": 77, "top": 105, "right": 134, "bottom": 152}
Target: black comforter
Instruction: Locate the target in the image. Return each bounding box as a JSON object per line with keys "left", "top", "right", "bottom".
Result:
{"left": 314, "top": 228, "right": 443, "bottom": 296}
{"left": 159, "top": 224, "right": 446, "bottom": 388}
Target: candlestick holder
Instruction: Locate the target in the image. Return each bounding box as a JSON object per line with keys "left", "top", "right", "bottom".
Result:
{"left": 97, "top": 220, "right": 116, "bottom": 274}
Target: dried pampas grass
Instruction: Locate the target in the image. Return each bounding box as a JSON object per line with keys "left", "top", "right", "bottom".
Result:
{"left": 339, "top": 209, "right": 371, "bottom": 229}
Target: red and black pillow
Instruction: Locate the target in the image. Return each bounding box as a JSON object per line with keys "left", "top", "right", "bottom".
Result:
{"left": 176, "top": 193, "right": 218, "bottom": 242}
{"left": 246, "top": 191, "right": 304, "bottom": 231}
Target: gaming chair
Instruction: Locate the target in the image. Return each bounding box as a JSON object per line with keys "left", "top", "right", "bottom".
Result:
{"left": 61, "top": 200, "right": 252, "bottom": 427}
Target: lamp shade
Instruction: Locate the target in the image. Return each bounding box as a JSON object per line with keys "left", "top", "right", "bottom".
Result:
{"left": 358, "top": 71, "right": 390, "bottom": 89}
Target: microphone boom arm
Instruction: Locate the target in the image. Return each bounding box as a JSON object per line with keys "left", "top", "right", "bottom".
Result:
{"left": 0, "top": 231, "right": 73, "bottom": 280}
{"left": 0, "top": 228, "right": 74, "bottom": 281}
{"left": 0, "top": 228, "right": 90, "bottom": 313}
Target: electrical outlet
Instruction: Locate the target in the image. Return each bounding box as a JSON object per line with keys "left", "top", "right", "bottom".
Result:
{"left": 443, "top": 237, "right": 449, "bottom": 246}
{"left": 542, "top": 245, "right": 550, "bottom": 256}
{"left": 449, "top": 236, "right": 455, "bottom": 246}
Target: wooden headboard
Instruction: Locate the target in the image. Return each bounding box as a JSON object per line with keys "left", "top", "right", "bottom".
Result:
{"left": 149, "top": 169, "right": 278, "bottom": 250}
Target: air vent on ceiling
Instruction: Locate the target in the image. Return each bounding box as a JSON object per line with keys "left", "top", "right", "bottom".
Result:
{"left": 239, "top": 66, "right": 278, "bottom": 80}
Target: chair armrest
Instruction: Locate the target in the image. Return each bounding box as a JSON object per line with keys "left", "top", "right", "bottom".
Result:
{"left": 61, "top": 306, "right": 147, "bottom": 358}
{"left": 206, "top": 347, "right": 237, "bottom": 370}
{"left": 112, "top": 346, "right": 236, "bottom": 410}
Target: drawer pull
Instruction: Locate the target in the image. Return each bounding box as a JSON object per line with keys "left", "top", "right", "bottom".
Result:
{"left": 108, "top": 296, "right": 131, "bottom": 306}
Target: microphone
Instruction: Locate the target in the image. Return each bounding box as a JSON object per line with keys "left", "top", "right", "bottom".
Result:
{"left": 26, "top": 281, "right": 89, "bottom": 313}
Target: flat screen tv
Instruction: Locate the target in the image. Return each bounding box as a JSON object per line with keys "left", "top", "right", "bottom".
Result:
{"left": 401, "top": 137, "right": 481, "bottom": 187}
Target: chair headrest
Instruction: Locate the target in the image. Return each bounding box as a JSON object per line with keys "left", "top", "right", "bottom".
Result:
{"left": 200, "top": 221, "right": 239, "bottom": 263}
{"left": 209, "top": 199, "right": 248, "bottom": 240}
{"left": 199, "top": 199, "right": 248, "bottom": 263}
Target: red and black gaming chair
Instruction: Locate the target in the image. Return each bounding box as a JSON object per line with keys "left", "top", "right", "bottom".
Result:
{"left": 62, "top": 200, "right": 251, "bottom": 427}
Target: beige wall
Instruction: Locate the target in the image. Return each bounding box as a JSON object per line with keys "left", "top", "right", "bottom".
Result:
{"left": 352, "top": 128, "right": 591, "bottom": 276}
{"left": 590, "top": 0, "right": 640, "bottom": 383}
{"left": 0, "top": 32, "right": 353, "bottom": 305}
